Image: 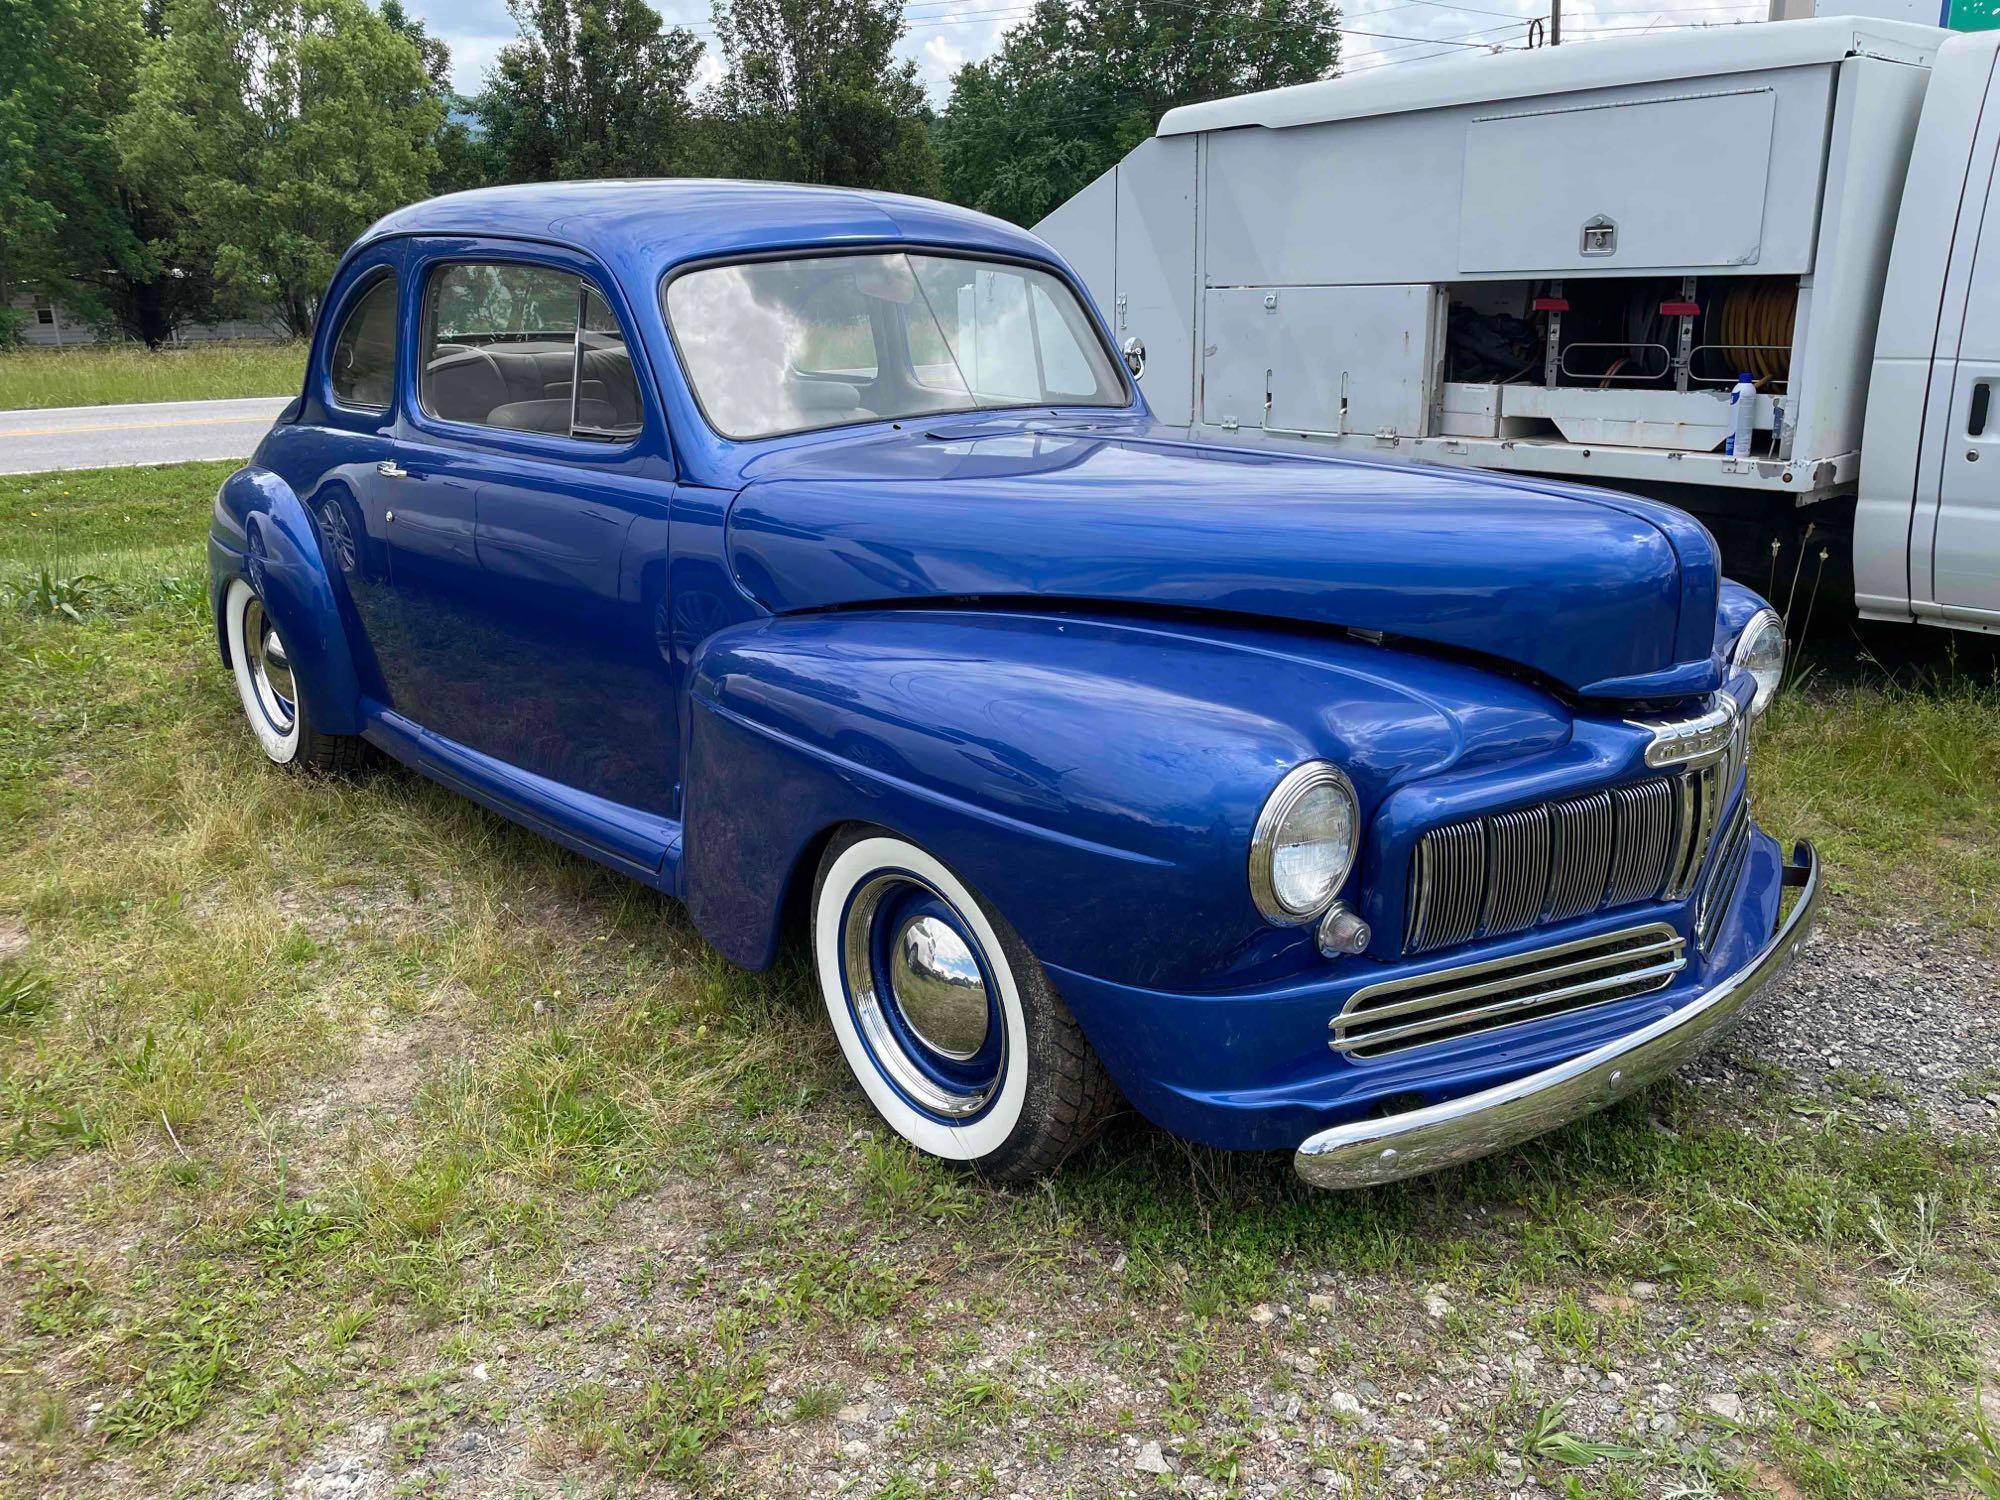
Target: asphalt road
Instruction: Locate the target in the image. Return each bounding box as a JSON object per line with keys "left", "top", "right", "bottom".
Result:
{"left": 0, "top": 396, "right": 291, "bottom": 475}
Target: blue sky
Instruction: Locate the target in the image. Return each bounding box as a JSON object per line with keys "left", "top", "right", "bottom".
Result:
{"left": 406, "top": 0, "right": 1773, "bottom": 104}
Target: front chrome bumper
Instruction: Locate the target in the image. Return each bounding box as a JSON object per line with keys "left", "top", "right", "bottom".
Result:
{"left": 1293, "top": 840, "right": 1821, "bottom": 1190}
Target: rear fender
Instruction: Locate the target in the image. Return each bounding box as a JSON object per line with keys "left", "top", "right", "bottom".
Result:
{"left": 209, "top": 466, "right": 364, "bottom": 736}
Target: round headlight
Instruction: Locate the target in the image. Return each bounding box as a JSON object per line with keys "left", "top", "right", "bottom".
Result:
{"left": 1249, "top": 763, "right": 1359, "bottom": 924}
{"left": 1732, "top": 608, "right": 1786, "bottom": 719}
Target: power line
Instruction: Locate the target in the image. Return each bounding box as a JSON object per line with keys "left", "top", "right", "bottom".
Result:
{"left": 1357, "top": 12, "right": 1540, "bottom": 50}
{"left": 1386, "top": 0, "right": 1536, "bottom": 20}
{"left": 1342, "top": 19, "right": 1532, "bottom": 68}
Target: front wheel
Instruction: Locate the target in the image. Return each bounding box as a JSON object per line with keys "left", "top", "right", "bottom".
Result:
{"left": 224, "top": 577, "right": 365, "bottom": 773}
{"left": 811, "top": 829, "right": 1116, "bottom": 1182}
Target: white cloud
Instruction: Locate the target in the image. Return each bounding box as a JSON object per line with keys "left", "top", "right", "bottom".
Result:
{"left": 441, "top": 30, "right": 509, "bottom": 93}
{"left": 920, "top": 33, "right": 968, "bottom": 89}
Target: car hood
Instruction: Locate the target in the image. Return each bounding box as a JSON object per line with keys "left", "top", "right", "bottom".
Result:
{"left": 725, "top": 418, "right": 1721, "bottom": 701}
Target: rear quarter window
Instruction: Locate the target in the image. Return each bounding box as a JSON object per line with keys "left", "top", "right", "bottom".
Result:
{"left": 328, "top": 273, "right": 397, "bottom": 411}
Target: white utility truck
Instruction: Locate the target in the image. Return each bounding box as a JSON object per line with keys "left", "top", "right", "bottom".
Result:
{"left": 1037, "top": 19, "right": 2000, "bottom": 635}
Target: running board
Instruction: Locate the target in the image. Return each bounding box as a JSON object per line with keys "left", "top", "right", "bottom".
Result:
{"left": 360, "top": 701, "right": 682, "bottom": 890}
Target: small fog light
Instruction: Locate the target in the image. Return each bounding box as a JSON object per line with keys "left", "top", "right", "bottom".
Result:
{"left": 1318, "top": 901, "right": 1371, "bottom": 957}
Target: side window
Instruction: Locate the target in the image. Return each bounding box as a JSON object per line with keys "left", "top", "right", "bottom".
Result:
{"left": 420, "top": 261, "right": 642, "bottom": 441}
{"left": 329, "top": 273, "right": 396, "bottom": 411}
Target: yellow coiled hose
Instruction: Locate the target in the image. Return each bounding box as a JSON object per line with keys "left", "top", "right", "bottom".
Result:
{"left": 1716, "top": 281, "right": 1796, "bottom": 387}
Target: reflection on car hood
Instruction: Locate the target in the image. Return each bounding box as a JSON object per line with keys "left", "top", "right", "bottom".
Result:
{"left": 726, "top": 417, "right": 1720, "bottom": 700}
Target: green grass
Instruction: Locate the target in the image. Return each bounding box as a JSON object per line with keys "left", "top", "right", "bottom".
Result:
{"left": 0, "top": 459, "right": 1995, "bottom": 1496}
{"left": 0, "top": 344, "right": 303, "bottom": 410}
{"left": 2, "top": 462, "right": 231, "bottom": 565}
{"left": 1755, "top": 644, "right": 2000, "bottom": 936}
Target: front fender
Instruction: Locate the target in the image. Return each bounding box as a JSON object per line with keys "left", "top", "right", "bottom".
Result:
{"left": 1715, "top": 578, "right": 1776, "bottom": 658}
{"left": 679, "top": 607, "right": 1570, "bottom": 989}
{"left": 207, "top": 466, "right": 364, "bottom": 737}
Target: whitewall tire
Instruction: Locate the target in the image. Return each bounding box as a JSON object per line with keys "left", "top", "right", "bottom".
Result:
{"left": 224, "top": 576, "right": 364, "bottom": 773}
{"left": 812, "top": 828, "right": 1116, "bottom": 1181}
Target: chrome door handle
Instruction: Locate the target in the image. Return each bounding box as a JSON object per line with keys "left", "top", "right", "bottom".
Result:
{"left": 377, "top": 460, "right": 408, "bottom": 479}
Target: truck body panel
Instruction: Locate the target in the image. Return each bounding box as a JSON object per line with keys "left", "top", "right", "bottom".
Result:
{"left": 1041, "top": 19, "right": 2000, "bottom": 632}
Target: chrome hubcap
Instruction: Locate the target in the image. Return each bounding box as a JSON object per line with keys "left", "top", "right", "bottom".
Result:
{"left": 243, "top": 597, "right": 296, "bottom": 733}
{"left": 890, "top": 915, "right": 989, "bottom": 1060}
{"left": 841, "top": 874, "right": 1002, "bottom": 1119}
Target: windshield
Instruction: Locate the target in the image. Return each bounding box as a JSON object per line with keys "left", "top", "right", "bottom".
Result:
{"left": 663, "top": 251, "right": 1129, "bottom": 440}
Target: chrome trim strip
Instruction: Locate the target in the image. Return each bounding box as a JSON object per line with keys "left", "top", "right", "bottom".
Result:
{"left": 1696, "top": 797, "right": 1752, "bottom": 951}
{"left": 1296, "top": 841, "right": 1821, "bottom": 1190}
{"left": 1336, "top": 927, "right": 1684, "bottom": 1031}
{"left": 1334, "top": 957, "right": 1686, "bottom": 1055}
{"left": 1664, "top": 771, "right": 1704, "bottom": 900}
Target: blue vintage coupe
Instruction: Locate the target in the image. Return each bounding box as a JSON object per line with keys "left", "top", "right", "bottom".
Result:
{"left": 208, "top": 181, "right": 1819, "bottom": 1188}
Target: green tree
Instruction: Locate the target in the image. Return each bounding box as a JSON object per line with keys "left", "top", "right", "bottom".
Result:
{"left": 708, "top": 0, "right": 938, "bottom": 195}
{"left": 474, "top": 0, "right": 705, "bottom": 182}
{"left": 0, "top": 0, "right": 215, "bottom": 345}
{"left": 938, "top": 0, "right": 1342, "bottom": 225}
{"left": 118, "top": 0, "right": 443, "bottom": 337}
{"left": 379, "top": 0, "right": 494, "bottom": 193}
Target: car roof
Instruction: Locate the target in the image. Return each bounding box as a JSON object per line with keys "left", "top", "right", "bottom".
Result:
{"left": 356, "top": 178, "right": 1056, "bottom": 271}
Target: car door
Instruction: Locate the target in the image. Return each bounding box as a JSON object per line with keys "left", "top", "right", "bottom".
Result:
{"left": 283, "top": 243, "right": 482, "bottom": 720}
{"left": 397, "top": 244, "right": 682, "bottom": 825}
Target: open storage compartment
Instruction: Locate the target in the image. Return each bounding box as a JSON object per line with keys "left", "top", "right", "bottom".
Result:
{"left": 1436, "top": 274, "right": 1798, "bottom": 456}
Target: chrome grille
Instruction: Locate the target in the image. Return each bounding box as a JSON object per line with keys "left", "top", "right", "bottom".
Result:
{"left": 1404, "top": 711, "right": 1748, "bottom": 956}
{"left": 1606, "top": 778, "right": 1677, "bottom": 904}
{"left": 1480, "top": 805, "right": 1551, "bottom": 936}
{"left": 1332, "top": 923, "right": 1686, "bottom": 1059}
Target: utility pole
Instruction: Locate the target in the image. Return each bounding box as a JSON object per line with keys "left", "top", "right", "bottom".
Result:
{"left": 1550, "top": 0, "right": 1561, "bottom": 43}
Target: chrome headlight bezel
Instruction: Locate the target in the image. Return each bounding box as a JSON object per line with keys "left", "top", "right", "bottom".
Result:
{"left": 1731, "top": 607, "right": 1786, "bottom": 720}
{"left": 1249, "top": 762, "right": 1360, "bottom": 926}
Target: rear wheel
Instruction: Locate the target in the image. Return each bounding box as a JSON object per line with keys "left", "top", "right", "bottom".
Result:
{"left": 811, "top": 828, "right": 1115, "bottom": 1182}
{"left": 224, "top": 577, "right": 365, "bottom": 773}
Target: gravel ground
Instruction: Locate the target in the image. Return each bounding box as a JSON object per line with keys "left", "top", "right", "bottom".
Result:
{"left": 1697, "top": 917, "right": 2000, "bottom": 1137}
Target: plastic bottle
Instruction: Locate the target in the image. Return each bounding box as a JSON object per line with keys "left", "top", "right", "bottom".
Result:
{"left": 1727, "top": 373, "right": 1756, "bottom": 458}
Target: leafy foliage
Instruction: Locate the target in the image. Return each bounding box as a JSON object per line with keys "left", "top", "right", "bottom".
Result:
{"left": 706, "top": 0, "right": 938, "bottom": 195}
{"left": 937, "top": 0, "right": 1343, "bottom": 225}
{"left": 380, "top": 0, "right": 490, "bottom": 194}
{"left": 0, "top": 0, "right": 218, "bottom": 345}
{"left": 116, "top": 0, "right": 443, "bottom": 336}
{"left": 473, "top": 0, "right": 705, "bottom": 182}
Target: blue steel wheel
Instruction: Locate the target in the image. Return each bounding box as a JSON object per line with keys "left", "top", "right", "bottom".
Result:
{"left": 812, "top": 828, "right": 1117, "bottom": 1180}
